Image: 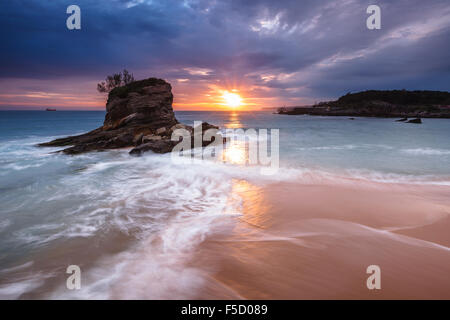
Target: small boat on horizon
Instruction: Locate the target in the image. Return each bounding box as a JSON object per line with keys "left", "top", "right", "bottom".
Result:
{"left": 45, "top": 108, "right": 56, "bottom": 111}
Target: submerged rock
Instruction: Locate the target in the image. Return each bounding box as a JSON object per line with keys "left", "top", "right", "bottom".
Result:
{"left": 39, "top": 78, "right": 219, "bottom": 155}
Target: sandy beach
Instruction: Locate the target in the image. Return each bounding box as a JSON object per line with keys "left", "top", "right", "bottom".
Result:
{"left": 192, "top": 180, "right": 450, "bottom": 299}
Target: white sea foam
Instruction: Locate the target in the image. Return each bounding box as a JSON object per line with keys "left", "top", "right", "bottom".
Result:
{"left": 296, "top": 144, "right": 395, "bottom": 151}
{"left": 41, "top": 151, "right": 241, "bottom": 299}
{"left": 0, "top": 219, "right": 11, "bottom": 232}
{"left": 0, "top": 261, "right": 34, "bottom": 274}
{"left": 402, "top": 148, "right": 450, "bottom": 156}
{"left": 2, "top": 144, "right": 449, "bottom": 250}
{"left": 0, "top": 278, "right": 42, "bottom": 299}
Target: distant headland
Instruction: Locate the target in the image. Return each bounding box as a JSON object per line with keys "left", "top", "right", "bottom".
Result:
{"left": 278, "top": 90, "right": 450, "bottom": 118}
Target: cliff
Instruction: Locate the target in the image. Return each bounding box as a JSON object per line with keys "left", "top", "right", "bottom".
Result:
{"left": 278, "top": 90, "right": 450, "bottom": 118}
{"left": 39, "top": 78, "right": 218, "bottom": 155}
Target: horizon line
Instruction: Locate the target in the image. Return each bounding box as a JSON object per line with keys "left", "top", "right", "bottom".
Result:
{"left": 0, "top": 108, "right": 276, "bottom": 112}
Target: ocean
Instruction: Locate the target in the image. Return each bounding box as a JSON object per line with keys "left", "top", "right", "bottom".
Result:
{"left": 0, "top": 110, "right": 450, "bottom": 299}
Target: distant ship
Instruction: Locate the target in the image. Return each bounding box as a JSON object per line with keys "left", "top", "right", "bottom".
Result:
{"left": 45, "top": 108, "right": 56, "bottom": 111}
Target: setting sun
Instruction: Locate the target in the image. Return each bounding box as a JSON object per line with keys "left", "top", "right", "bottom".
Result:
{"left": 222, "top": 91, "right": 242, "bottom": 108}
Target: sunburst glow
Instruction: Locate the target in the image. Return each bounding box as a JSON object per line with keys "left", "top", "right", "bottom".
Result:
{"left": 222, "top": 91, "right": 242, "bottom": 108}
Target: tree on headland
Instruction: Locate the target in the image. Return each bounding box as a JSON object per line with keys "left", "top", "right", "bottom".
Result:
{"left": 97, "top": 69, "right": 135, "bottom": 93}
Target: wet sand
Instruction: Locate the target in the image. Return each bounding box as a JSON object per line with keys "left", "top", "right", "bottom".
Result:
{"left": 193, "top": 180, "right": 450, "bottom": 299}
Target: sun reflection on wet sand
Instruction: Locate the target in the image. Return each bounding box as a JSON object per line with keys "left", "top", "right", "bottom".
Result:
{"left": 229, "top": 179, "right": 271, "bottom": 229}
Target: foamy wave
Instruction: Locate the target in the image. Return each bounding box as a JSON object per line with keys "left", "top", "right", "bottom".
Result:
{"left": 339, "top": 169, "right": 450, "bottom": 186}
{"left": 0, "top": 219, "right": 11, "bottom": 232}
{"left": 3, "top": 144, "right": 449, "bottom": 253}
{"left": 2, "top": 147, "right": 245, "bottom": 299}
{"left": 43, "top": 152, "right": 241, "bottom": 299}
{"left": 0, "top": 261, "right": 34, "bottom": 274}
{"left": 402, "top": 148, "right": 450, "bottom": 156}
{"left": 296, "top": 144, "right": 394, "bottom": 151}
{"left": 0, "top": 271, "right": 52, "bottom": 300}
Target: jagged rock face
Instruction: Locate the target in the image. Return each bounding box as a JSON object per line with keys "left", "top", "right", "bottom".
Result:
{"left": 38, "top": 78, "right": 220, "bottom": 155}
{"left": 103, "top": 79, "right": 176, "bottom": 130}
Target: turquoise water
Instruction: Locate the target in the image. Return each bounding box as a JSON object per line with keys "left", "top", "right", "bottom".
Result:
{"left": 0, "top": 110, "right": 449, "bottom": 298}
{"left": 178, "top": 111, "right": 450, "bottom": 178}
{"left": 1, "top": 110, "right": 449, "bottom": 177}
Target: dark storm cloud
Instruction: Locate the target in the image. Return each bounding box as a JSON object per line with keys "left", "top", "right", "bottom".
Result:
{"left": 0, "top": 0, "right": 186, "bottom": 78}
{"left": 0, "top": 0, "right": 449, "bottom": 104}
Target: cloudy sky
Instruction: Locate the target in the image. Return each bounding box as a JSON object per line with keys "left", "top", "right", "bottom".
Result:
{"left": 1, "top": 0, "right": 449, "bottom": 110}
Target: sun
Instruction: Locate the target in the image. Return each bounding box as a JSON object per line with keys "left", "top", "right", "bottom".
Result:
{"left": 222, "top": 91, "right": 242, "bottom": 108}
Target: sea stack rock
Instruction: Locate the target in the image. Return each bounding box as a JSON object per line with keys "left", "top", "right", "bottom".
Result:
{"left": 39, "top": 78, "right": 219, "bottom": 155}
{"left": 102, "top": 78, "right": 176, "bottom": 131}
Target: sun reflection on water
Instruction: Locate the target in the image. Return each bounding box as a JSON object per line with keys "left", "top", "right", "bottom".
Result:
{"left": 222, "top": 112, "right": 249, "bottom": 165}
{"left": 225, "top": 112, "right": 243, "bottom": 129}
{"left": 222, "top": 141, "right": 247, "bottom": 165}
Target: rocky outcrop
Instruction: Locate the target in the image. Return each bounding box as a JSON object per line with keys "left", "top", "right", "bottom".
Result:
{"left": 407, "top": 118, "right": 422, "bottom": 124}
{"left": 129, "top": 122, "right": 221, "bottom": 156}
{"left": 39, "top": 78, "right": 220, "bottom": 155}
